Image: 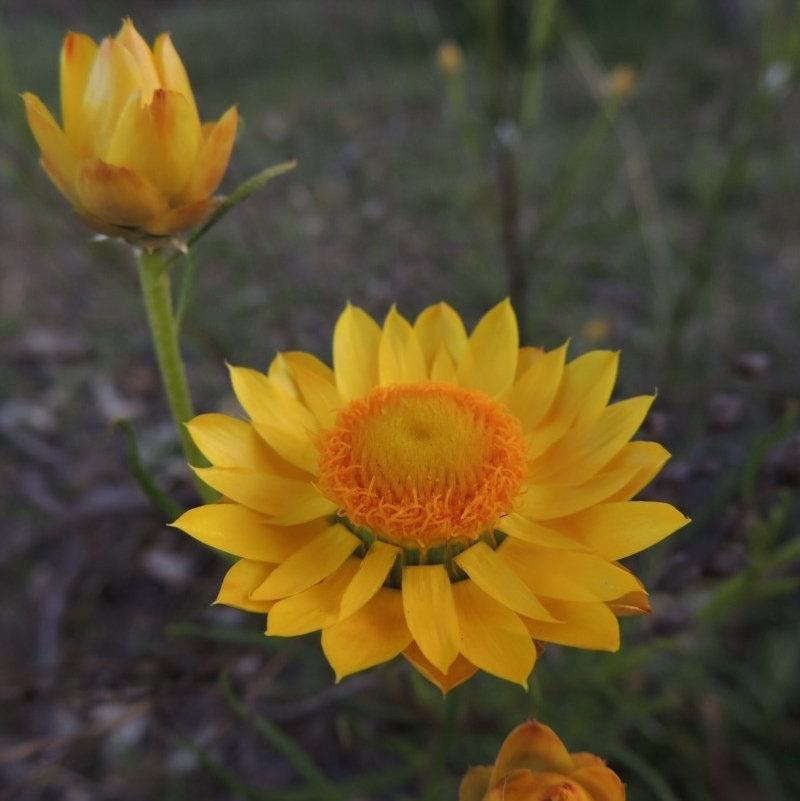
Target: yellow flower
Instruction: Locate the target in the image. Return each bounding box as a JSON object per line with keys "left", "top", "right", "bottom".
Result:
{"left": 22, "top": 19, "right": 238, "bottom": 246}
{"left": 172, "top": 301, "right": 688, "bottom": 692}
{"left": 460, "top": 719, "right": 625, "bottom": 801}
{"left": 437, "top": 40, "right": 465, "bottom": 76}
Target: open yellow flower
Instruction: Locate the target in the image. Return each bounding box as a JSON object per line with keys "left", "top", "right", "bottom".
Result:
{"left": 22, "top": 19, "right": 238, "bottom": 246}
{"left": 172, "top": 300, "right": 688, "bottom": 692}
{"left": 460, "top": 719, "right": 625, "bottom": 801}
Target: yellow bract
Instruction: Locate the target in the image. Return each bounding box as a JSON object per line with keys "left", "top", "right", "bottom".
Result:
{"left": 459, "top": 719, "right": 626, "bottom": 801}
{"left": 172, "top": 300, "right": 689, "bottom": 692}
{"left": 22, "top": 19, "right": 238, "bottom": 246}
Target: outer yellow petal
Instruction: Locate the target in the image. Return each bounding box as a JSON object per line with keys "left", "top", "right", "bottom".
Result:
{"left": 498, "top": 539, "right": 644, "bottom": 602}
{"left": 490, "top": 720, "right": 574, "bottom": 781}
{"left": 413, "top": 302, "right": 468, "bottom": 373}
{"left": 522, "top": 598, "right": 620, "bottom": 650}
{"left": 215, "top": 559, "right": 275, "bottom": 612}
{"left": 571, "top": 762, "right": 626, "bottom": 801}
{"left": 171, "top": 504, "right": 323, "bottom": 561}
{"left": 379, "top": 306, "right": 428, "bottom": 386}
{"left": 75, "top": 158, "right": 168, "bottom": 227}
{"left": 322, "top": 587, "right": 412, "bottom": 679}
{"left": 186, "top": 413, "right": 305, "bottom": 475}
{"left": 402, "top": 643, "right": 478, "bottom": 693}
{"left": 59, "top": 32, "right": 98, "bottom": 143}
{"left": 556, "top": 501, "right": 690, "bottom": 560}
{"left": 499, "top": 513, "right": 591, "bottom": 552}
{"left": 271, "top": 354, "right": 343, "bottom": 429}
{"left": 251, "top": 523, "right": 359, "bottom": 600}
{"left": 267, "top": 559, "right": 360, "bottom": 635}
{"left": 142, "top": 196, "right": 218, "bottom": 236}
{"left": 114, "top": 18, "right": 161, "bottom": 100}
{"left": 459, "top": 766, "right": 492, "bottom": 801}
{"left": 79, "top": 38, "right": 144, "bottom": 158}
{"left": 339, "top": 541, "right": 400, "bottom": 619}
{"left": 458, "top": 300, "right": 518, "bottom": 397}
{"left": 106, "top": 88, "right": 201, "bottom": 198}
{"left": 178, "top": 105, "right": 238, "bottom": 203}
{"left": 22, "top": 93, "right": 78, "bottom": 203}
{"left": 516, "top": 467, "right": 641, "bottom": 520}
{"left": 601, "top": 441, "right": 671, "bottom": 503}
{"left": 402, "top": 565, "right": 460, "bottom": 673}
{"left": 453, "top": 580, "right": 536, "bottom": 686}
{"left": 529, "top": 394, "right": 654, "bottom": 484}
{"left": 454, "top": 542, "right": 558, "bottom": 622}
{"left": 506, "top": 343, "right": 568, "bottom": 432}
{"left": 529, "top": 351, "right": 619, "bottom": 458}
{"left": 429, "top": 347, "right": 458, "bottom": 383}
{"left": 333, "top": 304, "right": 381, "bottom": 401}
{"left": 192, "top": 465, "right": 326, "bottom": 518}
{"left": 152, "top": 32, "right": 198, "bottom": 115}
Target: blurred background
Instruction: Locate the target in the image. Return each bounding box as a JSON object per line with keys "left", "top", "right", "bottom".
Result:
{"left": 1, "top": 1, "right": 799, "bottom": 799}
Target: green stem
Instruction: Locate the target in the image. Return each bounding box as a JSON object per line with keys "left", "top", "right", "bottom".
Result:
{"left": 137, "top": 248, "right": 217, "bottom": 505}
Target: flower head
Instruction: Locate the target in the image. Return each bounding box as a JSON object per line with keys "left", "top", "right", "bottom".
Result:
{"left": 460, "top": 719, "right": 625, "bottom": 801}
{"left": 172, "top": 301, "right": 688, "bottom": 691}
{"left": 22, "top": 19, "right": 238, "bottom": 246}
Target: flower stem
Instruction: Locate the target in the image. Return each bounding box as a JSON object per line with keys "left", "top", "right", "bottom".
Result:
{"left": 137, "top": 248, "right": 216, "bottom": 505}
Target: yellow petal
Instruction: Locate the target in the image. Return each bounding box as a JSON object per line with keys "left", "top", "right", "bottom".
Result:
{"left": 413, "top": 302, "right": 468, "bottom": 373}
{"left": 228, "top": 365, "right": 320, "bottom": 472}
{"left": 529, "top": 395, "right": 654, "bottom": 484}
{"left": 490, "top": 720, "right": 574, "bottom": 782}
{"left": 453, "top": 580, "right": 536, "bottom": 686}
{"left": 215, "top": 558, "right": 275, "bottom": 612}
{"left": 601, "top": 441, "right": 671, "bottom": 503}
{"left": 516, "top": 467, "right": 641, "bottom": 519}
{"left": 142, "top": 196, "right": 218, "bottom": 236}
{"left": 429, "top": 346, "right": 458, "bottom": 383}
{"left": 454, "top": 542, "right": 558, "bottom": 622}
{"left": 114, "top": 18, "right": 161, "bottom": 99}
{"left": 178, "top": 105, "right": 238, "bottom": 204}
{"left": 186, "top": 413, "right": 304, "bottom": 474}
{"left": 171, "top": 504, "right": 323, "bottom": 561}
{"left": 402, "top": 565, "right": 460, "bottom": 673}
{"left": 192, "top": 465, "right": 327, "bottom": 518}
{"left": 402, "top": 643, "right": 477, "bottom": 693}
{"left": 459, "top": 766, "right": 492, "bottom": 801}
{"left": 22, "top": 93, "right": 78, "bottom": 204}
{"left": 276, "top": 355, "right": 343, "bottom": 430}
{"left": 267, "top": 559, "right": 360, "bottom": 635}
{"left": 251, "top": 523, "right": 359, "bottom": 600}
{"left": 606, "top": 590, "right": 651, "bottom": 617}
{"left": 379, "top": 306, "right": 428, "bottom": 385}
{"left": 59, "top": 32, "right": 98, "bottom": 144}
{"left": 339, "top": 541, "right": 400, "bottom": 619}
{"left": 106, "top": 88, "right": 201, "bottom": 198}
{"left": 152, "top": 32, "right": 198, "bottom": 114}
{"left": 556, "top": 501, "right": 690, "bottom": 560}
{"left": 499, "top": 512, "right": 591, "bottom": 552}
{"left": 79, "top": 38, "right": 144, "bottom": 158}
{"left": 458, "top": 300, "right": 519, "bottom": 396}
{"left": 75, "top": 158, "right": 168, "bottom": 227}
{"left": 522, "top": 598, "right": 620, "bottom": 650}
{"left": 333, "top": 303, "right": 381, "bottom": 401}
{"left": 506, "top": 343, "right": 568, "bottom": 432}
{"left": 570, "top": 763, "right": 626, "bottom": 801}
{"left": 322, "top": 587, "right": 412, "bottom": 679}
{"left": 498, "top": 539, "right": 644, "bottom": 602}
{"left": 529, "top": 351, "right": 619, "bottom": 458}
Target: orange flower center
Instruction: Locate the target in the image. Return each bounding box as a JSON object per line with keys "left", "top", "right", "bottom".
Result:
{"left": 317, "top": 382, "right": 528, "bottom": 548}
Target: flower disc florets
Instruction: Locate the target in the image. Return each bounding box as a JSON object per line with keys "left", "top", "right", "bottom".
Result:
{"left": 317, "top": 382, "right": 528, "bottom": 548}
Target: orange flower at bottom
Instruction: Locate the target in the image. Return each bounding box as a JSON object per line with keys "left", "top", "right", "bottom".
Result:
{"left": 460, "top": 720, "right": 624, "bottom": 801}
